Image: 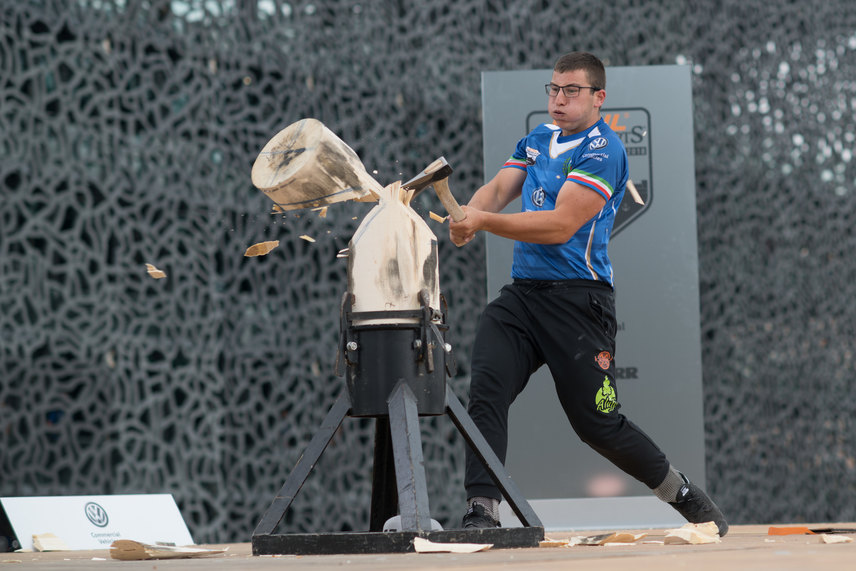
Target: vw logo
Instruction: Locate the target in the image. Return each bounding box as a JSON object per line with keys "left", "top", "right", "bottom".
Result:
{"left": 589, "top": 137, "right": 608, "bottom": 150}
{"left": 84, "top": 502, "right": 109, "bottom": 528}
{"left": 531, "top": 187, "right": 545, "bottom": 207}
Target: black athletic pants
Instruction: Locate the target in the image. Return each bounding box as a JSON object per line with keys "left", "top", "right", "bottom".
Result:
{"left": 464, "top": 279, "right": 670, "bottom": 501}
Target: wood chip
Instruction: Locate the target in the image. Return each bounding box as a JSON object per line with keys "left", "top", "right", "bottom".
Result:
{"left": 412, "top": 537, "right": 491, "bottom": 553}
{"left": 271, "top": 204, "right": 283, "bottom": 213}
{"left": 32, "top": 533, "right": 69, "bottom": 552}
{"left": 299, "top": 235, "right": 315, "bottom": 243}
{"left": 429, "top": 211, "right": 447, "bottom": 223}
{"left": 664, "top": 522, "right": 721, "bottom": 544}
{"left": 539, "top": 538, "right": 570, "bottom": 548}
{"left": 626, "top": 179, "right": 645, "bottom": 205}
{"left": 769, "top": 526, "right": 814, "bottom": 535}
{"left": 145, "top": 263, "right": 166, "bottom": 279}
{"left": 821, "top": 534, "right": 853, "bottom": 544}
{"left": 574, "top": 532, "right": 648, "bottom": 546}
{"left": 110, "top": 540, "right": 226, "bottom": 561}
{"left": 312, "top": 206, "right": 329, "bottom": 218}
{"left": 602, "top": 532, "right": 647, "bottom": 544}
{"left": 244, "top": 240, "right": 280, "bottom": 257}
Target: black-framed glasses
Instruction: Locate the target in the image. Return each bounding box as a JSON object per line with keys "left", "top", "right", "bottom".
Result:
{"left": 545, "top": 83, "right": 602, "bottom": 97}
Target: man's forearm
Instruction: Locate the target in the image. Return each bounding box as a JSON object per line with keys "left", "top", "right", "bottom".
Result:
{"left": 468, "top": 184, "right": 511, "bottom": 213}
{"left": 468, "top": 168, "right": 526, "bottom": 213}
{"left": 469, "top": 182, "right": 607, "bottom": 245}
{"left": 479, "top": 209, "right": 577, "bottom": 245}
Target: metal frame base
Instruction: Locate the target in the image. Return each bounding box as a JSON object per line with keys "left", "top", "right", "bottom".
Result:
{"left": 253, "top": 526, "right": 544, "bottom": 556}
{"left": 252, "top": 382, "right": 543, "bottom": 555}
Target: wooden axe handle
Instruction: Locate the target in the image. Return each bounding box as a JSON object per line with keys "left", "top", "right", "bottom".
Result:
{"left": 433, "top": 178, "right": 466, "bottom": 222}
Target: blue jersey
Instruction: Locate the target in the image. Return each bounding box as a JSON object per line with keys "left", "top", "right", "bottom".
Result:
{"left": 502, "top": 118, "right": 627, "bottom": 284}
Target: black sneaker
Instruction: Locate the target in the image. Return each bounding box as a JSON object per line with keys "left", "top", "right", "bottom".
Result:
{"left": 668, "top": 475, "right": 729, "bottom": 537}
{"left": 461, "top": 503, "right": 500, "bottom": 529}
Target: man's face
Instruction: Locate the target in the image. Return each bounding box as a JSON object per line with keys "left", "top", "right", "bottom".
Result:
{"left": 547, "top": 69, "right": 605, "bottom": 136}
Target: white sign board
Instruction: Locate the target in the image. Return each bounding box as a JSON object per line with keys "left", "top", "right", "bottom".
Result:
{"left": 1, "top": 494, "right": 193, "bottom": 551}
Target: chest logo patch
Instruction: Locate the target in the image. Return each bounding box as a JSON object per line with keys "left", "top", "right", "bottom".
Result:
{"left": 531, "top": 187, "right": 545, "bottom": 207}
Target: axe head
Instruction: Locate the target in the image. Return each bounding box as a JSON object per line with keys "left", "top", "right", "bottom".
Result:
{"left": 402, "top": 157, "right": 453, "bottom": 197}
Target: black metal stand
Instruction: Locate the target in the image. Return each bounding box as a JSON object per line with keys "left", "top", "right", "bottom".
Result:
{"left": 251, "top": 383, "right": 544, "bottom": 555}
{"left": 252, "top": 291, "right": 543, "bottom": 555}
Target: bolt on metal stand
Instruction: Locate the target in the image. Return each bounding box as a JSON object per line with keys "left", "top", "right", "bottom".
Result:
{"left": 251, "top": 292, "right": 544, "bottom": 555}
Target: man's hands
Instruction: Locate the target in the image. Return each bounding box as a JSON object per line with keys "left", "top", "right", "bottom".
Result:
{"left": 448, "top": 168, "right": 525, "bottom": 247}
{"left": 449, "top": 180, "right": 606, "bottom": 247}
{"left": 449, "top": 206, "right": 482, "bottom": 247}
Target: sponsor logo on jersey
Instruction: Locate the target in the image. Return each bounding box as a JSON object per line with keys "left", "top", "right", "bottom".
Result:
{"left": 525, "top": 146, "right": 540, "bottom": 166}
{"left": 581, "top": 152, "right": 610, "bottom": 162}
{"left": 589, "top": 137, "right": 608, "bottom": 150}
{"left": 531, "top": 187, "right": 545, "bottom": 207}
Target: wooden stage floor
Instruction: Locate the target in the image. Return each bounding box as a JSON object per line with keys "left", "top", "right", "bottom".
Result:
{"left": 3, "top": 524, "right": 854, "bottom": 570}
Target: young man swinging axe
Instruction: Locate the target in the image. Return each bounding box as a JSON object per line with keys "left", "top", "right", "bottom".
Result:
{"left": 449, "top": 51, "right": 727, "bottom": 535}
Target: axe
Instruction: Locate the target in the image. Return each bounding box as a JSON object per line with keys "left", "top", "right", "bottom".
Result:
{"left": 402, "top": 157, "right": 466, "bottom": 222}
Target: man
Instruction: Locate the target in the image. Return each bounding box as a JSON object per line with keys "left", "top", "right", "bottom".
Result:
{"left": 449, "top": 52, "right": 727, "bottom": 535}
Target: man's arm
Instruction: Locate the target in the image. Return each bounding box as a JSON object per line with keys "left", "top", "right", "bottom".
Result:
{"left": 450, "top": 178, "right": 606, "bottom": 247}
{"left": 468, "top": 167, "right": 526, "bottom": 213}
{"left": 449, "top": 168, "right": 525, "bottom": 246}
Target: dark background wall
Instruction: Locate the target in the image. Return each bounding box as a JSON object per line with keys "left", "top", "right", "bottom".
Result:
{"left": 2, "top": 0, "right": 855, "bottom": 543}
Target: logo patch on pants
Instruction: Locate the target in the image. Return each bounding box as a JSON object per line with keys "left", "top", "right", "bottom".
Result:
{"left": 595, "top": 377, "right": 617, "bottom": 413}
{"left": 595, "top": 351, "right": 612, "bottom": 370}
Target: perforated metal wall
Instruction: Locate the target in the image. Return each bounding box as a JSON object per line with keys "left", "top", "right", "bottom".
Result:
{"left": 2, "top": 0, "right": 855, "bottom": 543}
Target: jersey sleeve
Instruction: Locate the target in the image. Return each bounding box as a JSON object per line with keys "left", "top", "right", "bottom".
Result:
{"left": 501, "top": 135, "right": 528, "bottom": 171}
{"left": 565, "top": 137, "right": 625, "bottom": 201}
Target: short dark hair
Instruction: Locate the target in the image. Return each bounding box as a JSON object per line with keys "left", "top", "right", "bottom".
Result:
{"left": 553, "top": 52, "right": 606, "bottom": 90}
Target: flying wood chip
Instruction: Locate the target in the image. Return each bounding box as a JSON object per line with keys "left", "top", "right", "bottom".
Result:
{"left": 299, "top": 235, "right": 315, "bottom": 242}
{"left": 145, "top": 263, "right": 166, "bottom": 279}
{"left": 244, "top": 240, "right": 280, "bottom": 257}
{"left": 429, "top": 211, "right": 447, "bottom": 223}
